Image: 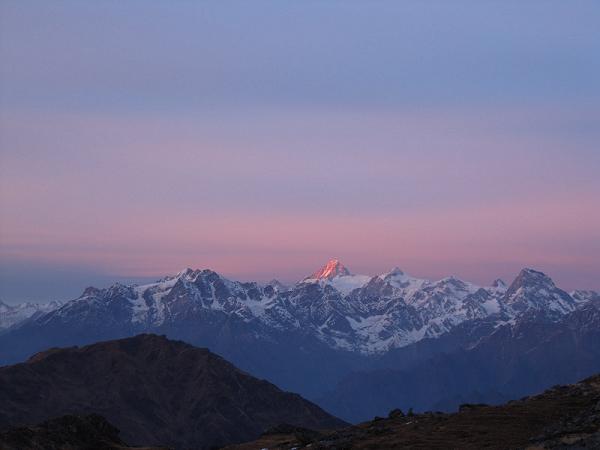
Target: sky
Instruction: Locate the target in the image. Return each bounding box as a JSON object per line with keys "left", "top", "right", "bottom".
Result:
{"left": 0, "top": 1, "right": 599, "bottom": 303}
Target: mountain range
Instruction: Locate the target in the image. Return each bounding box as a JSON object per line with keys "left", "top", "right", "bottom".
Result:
{"left": 1, "top": 259, "right": 599, "bottom": 422}
{"left": 0, "top": 300, "right": 63, "bottom": 332}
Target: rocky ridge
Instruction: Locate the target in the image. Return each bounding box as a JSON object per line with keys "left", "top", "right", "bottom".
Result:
{"left": 4, "top": 260, "right": 593, "bottom": 355}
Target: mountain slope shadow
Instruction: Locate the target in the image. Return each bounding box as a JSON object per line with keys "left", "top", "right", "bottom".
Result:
{"left": 0, "top": 334, "right": 346, "bottom": 450}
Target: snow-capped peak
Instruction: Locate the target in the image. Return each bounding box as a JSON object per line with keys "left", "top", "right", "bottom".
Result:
{"left": 176, "top": 268, "right": 196, "bottom": 279}
{"left": 300, "top": 259, "right": 371, "bottom": 295}
{"left": 82, "top": 286, "right": 101, "bottom": 297}
{"left": 506, "top": 268, "right": 555, "bottom": 296}
{"left": 491, "top": 279, "right": 507, "bottom": 289}
{"left": 384, "top": 267, "right": 405, "bottom": 277}
{"left": 0, "top": 300, "right": 64, "bottom": 330}
{"left": 266, "top": 279, "right": 288, "bottom": 292}
{"left": 571, "top": 290, "right": 600, "bottom": 304}
{"left": 307, "top": 258, "right": 351, "bottom": 280}
{"left": 504, "top": 268, "right": 576, "bottom": 317}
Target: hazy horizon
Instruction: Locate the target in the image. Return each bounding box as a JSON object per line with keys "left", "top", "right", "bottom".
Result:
{"left": 1, "top": 1, "right": 599, "bottom": 303}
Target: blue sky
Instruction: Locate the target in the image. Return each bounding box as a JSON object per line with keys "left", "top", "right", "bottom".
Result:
{"left": 1, "top": 1, "right": 599, "bottom": 303}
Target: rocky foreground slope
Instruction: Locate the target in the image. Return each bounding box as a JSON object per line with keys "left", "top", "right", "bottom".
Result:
{"left": 0, "top": 334, "right": 345, "bottom": 450}
{"left": 226, "top": 374, "right": 600, "bottom": 449}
